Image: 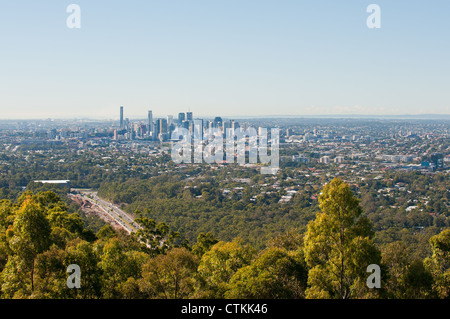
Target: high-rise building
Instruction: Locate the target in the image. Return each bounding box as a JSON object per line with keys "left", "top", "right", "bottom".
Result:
{"left": 319, "top": 156, "right": 330, "bottom": 164}
{"left": 223, "top": 120, "right": 231, "bottom": 134}
{"left": 158, "top": 118, "right": 168, "bottom": 134}
{"left": 334, "top": 156, "right": 345, "bottom": 164}
{"left": 258, "top": 127, "right": 265, "bottom": 136}
{"left": 148, "top": 110, "right": 153, "bottom": 132}
{"left": 136, "top": 124, "right": 146, "bottom": 138}
{"left": 178, "top": 112, "right": 185, "bottom": 124}
{"left": 153, "top": 122, "right": 159, "bottom": 139}
{"left": 292, "top": 155, "right": 309, "bottom": 163}
{"left": 168, "top": 122, "right": 176, "bottom": 133}
{"left": 182, "top": 120, "right": 190, "bottom": 130}
{"left": 286, "top": 128, "right": 293, "bottom": 137}
{"left": 213, "top": 117, "right": 223, "bottom": 128}
{"left": 47, "top": 129, "right": 57, "bottom": 140}
{"left": 431, "top": 153, "right": 444, "bottom": 169}
{"left": 167, "top": 115, "right": 173, "bottom": 126}
{"left": 120, "top": 106, "right": 124, "bottom": 129}
{"left": 193, "top": 119, "right": 203, "bottom": 140}
{"left": 186, "top": 112, "right": 193, "bottom": 122}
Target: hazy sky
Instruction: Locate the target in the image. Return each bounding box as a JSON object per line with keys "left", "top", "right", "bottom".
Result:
{"left": 0, "top": 1, "right": 449, "bottom": 119}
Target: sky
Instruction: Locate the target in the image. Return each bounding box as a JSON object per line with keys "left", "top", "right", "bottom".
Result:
{"left": 0, "top": 0, "right": 449, "bottom": 119}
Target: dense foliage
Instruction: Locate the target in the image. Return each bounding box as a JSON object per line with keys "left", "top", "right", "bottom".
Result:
{"left": 97, "top": 170, "right": 449, "bottom": 254}
{"left": 0, "top": 179, "right": 449, "bottom": 299}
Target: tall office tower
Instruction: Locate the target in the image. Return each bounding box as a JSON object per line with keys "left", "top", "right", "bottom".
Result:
{"left": 214, "top": 117, "right": 223, "bottom": 128}
{"left": 182, "top": 120, "right": 190, "bottom": 130}
{"left": 167, "top": 115, "right": 173, "bottom": 126}
{"left": 158, "top": 118, "right": 168, "bottom": 134}
{"left": 156, "top": 119, "right": 161, "bottom": 134}
{"left": 286, "top": 128, "right": 293, "bottom": 137}
{"left": 231, "top": 120, "right": 240, "bottom": 131}
{"left": 431, "top": 153, "right": 444, "bottom": 169}
{"left": 120, "top": 106, "right": 124, "bottom": 129}
{"left": 148, "top": 110, "right": 153, "bottom": 132}
{"left": 48, "top": 129, "right": 57, "bottom": 140}
{"left": 193, "top": 119, "right": 203, "bottom": 140}
{"left": 178, "top": 112, "right": 185, "bottom": 124}
{"left": 168, "top": 123, "right": 176, "bottom": 134}
{"left": 258, "top": 127, "right": 265, "bottom": 136}
{"left": 186, "top": 112, "right": 193, "bottom": 122}
{"left": 223, "top": 120, "right": 231, "bottom": 134}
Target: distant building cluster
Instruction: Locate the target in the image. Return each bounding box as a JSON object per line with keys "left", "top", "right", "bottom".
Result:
{"left": 5, "top": 112, "right": 446, "bottom": 177}
{"left": 114, "top": 106, "right": 242, "bottom": 142}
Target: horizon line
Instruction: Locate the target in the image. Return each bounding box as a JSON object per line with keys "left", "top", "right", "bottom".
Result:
{"left": 1, "top": 113, "right": 449, "bottom": 121}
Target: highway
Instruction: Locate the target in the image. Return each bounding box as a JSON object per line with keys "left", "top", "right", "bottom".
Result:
{"left": 78, "top": 190, "right": 141, "bottom": 234}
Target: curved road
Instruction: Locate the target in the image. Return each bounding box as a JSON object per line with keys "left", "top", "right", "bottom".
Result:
{"left": 78, "top": 190, "right": 141, "bottom": 234}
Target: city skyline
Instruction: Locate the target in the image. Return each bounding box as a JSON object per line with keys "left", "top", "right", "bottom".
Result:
{"left": 2, "top": 110, "right": 450, "bottom": 121}
{"left": 1, "top": 1, "right": 450, "bottom": 119}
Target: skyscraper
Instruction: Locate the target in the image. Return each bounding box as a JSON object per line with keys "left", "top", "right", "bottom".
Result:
{"left": 214, "top": 117, "right": 223, "bottom": 128}
{"left": 120, "top": 106, "right": 124, "bottom": 129}
{"left": 223, "top": 120, "right": 231, "bottom": 135}
{"left": 178, "top": 112, "right": 185, "bottom": 124}
{"left": 182, "top": 120, "right": 190, "bottom": 130}
{"left": 157, "top": 118, "right": 168, "bottom": 141}
{"left": 153, "top": 121, "right": 159, "bottom": 139}
{"left": 167, "top": 115, "right": 173, "bottom": 126}
{"left": 158, "top": 118, "right": 168, "bottom": 134}
{"left": 186, "top": 112, "right": 193, "bottom": 122}
{"left": 148, "top": 110, "right": 153, "bottom": 132}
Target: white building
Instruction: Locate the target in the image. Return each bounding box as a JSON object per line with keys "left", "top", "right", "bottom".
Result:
{"left": 319, "top": 156, "right": 330, "bottom": 164}
{"left": 334, "top": 156, "right": 345, "bottom": 164}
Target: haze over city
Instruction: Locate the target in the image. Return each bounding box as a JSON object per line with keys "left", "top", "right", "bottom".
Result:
{"left": 1, "top": 0, "right": 449, "bottom": 119}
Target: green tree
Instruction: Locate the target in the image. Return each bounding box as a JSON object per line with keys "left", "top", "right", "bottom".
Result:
{"left": 303, "top": 178, "right": 381, "bottom": 299}
{"left": 192, "top": 232, "right": 218, "bottom": 257}
{"left": 381, "top": 241, "right": 433, "bottom": 298}
{"left": 266, "top": 228, "right": 304, "bottom": 251}
{"left": 226, "top": 247, "right": 308, "bottom": 299}
{"left": 33, "top": 245, "right": 67, "bottom": 298}
{"left": 401, "top": 260, "right": 434, "bottom": 299}
{"left": 96, "top": 224, "right": 117, "bottom": 240}
{"left": 47, "top": 208, "right": 84, "bottom": 235}
{"left": 424, "top": 229, "right": 450, "bottom": 298}
{"left": 139, "top": 247, "right": 198, "bottom": 299}
{"left": 99, "top": 237, "right": 138, "bottom": 298}
{"left": 196, "top": 239, "right": 255, "bottom": 298}
{"left": 134, "top": 217, "right": 180, "bottom": 255}
{"left": 0, "top": 255, "right": 30, "bottom": 298}
{"left": 0, "top": 199, "right": 14, "bottom": 233}
{"left": 64, "top": 239, "right": 103, "bottom": 299}
{"left": 7, "top": 197, "right": 52, "bottom": 294}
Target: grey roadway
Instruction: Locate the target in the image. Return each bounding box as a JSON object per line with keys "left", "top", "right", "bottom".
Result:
{"left": 79, "top": 191, "right": 141, "bottom": 234}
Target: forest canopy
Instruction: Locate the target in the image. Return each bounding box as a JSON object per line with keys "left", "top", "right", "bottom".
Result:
{"left": 0, "top": 178, "right": 448, "bottom": 299}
